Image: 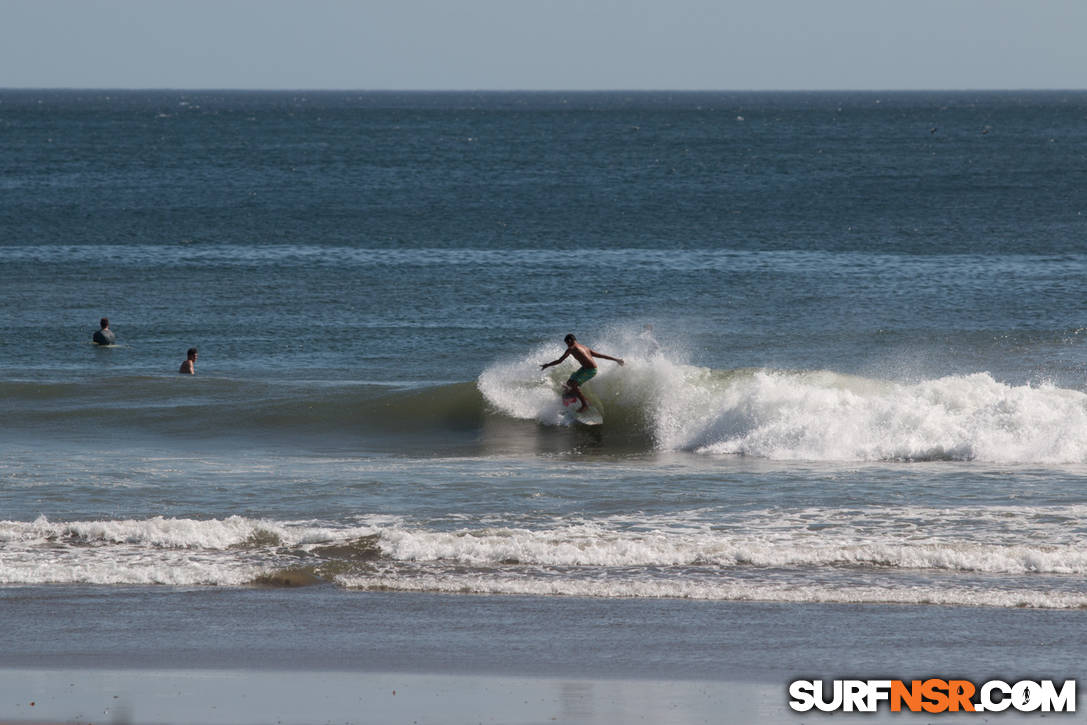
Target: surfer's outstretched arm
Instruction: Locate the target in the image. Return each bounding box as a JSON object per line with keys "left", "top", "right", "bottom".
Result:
{"left": 540, "top": 350, "right": 571, "bottom": 370}
{"left": 589, "top": 350, "right": 625, "bottom": 366}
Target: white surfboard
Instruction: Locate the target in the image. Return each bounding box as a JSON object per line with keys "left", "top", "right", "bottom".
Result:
{"left": 562, "top": 391, "right": 604, "bottom": 425}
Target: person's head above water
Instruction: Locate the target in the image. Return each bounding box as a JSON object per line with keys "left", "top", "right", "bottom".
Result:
{"left": 100, "top": 317, "right": 109, "bottom": 329}
{"left": 564, "top": 333, "right": 576, "bottom": 346}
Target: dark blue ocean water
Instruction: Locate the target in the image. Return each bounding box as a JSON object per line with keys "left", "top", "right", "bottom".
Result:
{"left": 4, "top": 91, "right": 1086, "bottom": 385}
{"left": 2, "top": 94, "right": 1087, "bottom": 701}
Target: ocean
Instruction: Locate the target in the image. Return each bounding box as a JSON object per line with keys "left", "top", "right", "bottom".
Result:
{"left": 2, "top": 90, "right": 1086, "bottom": 723}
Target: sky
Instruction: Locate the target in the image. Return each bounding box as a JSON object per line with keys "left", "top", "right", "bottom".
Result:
{"left": 2, "top": 0, "right": 1085, "bottom": 91}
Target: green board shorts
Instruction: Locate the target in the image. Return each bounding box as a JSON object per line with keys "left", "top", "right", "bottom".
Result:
{"left": 567, "top": 366, "right": 597, "bottom": 386}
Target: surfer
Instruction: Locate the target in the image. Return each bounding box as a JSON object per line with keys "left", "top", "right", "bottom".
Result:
{"left": 179, "top": 347, "right": 198, "bottom": 374}
{"left": 93, "top": 317, "right": 115, "bottom": 346}
{"left": 540, "top": 334, "right": 624, "bottom": 412}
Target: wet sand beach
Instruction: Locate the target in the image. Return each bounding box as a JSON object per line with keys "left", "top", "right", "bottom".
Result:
{"left": 1, "top": 589, "right": 1083, "bottom": 723}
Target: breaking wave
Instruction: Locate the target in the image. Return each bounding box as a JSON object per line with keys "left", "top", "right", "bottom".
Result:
{"left": 3, "top": 511, "right": 1086, "bottom": 608}
{"left": 478, "top": 339, "right": 1087, "bottom": 463}
{"left": 6, "top": 340, "right": 1087, "bottom": 463}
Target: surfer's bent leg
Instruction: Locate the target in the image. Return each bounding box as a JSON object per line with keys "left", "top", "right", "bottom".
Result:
{"left": 566, "top": 382, "right": 586, "bottom": 411}
{"left": 567, "top": 367, "right": 597, "bottom": 412}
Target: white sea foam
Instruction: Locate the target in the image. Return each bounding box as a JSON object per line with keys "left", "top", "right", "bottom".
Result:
{"left": 0, "top": 515, "right": 379, "bottom": 586}
{"left": 477, "top": 343, "right": 1087, "bottom": 463}
{"left": 477, "top": 343, "right": 571, "bottom": 426}
{"left": 371, "top": 517, "right": 1087, "bottom": 575}
{"left": 5, "top": 512, "right": 1086, "bottom": 607}
{"left": 336, "top": 571, "right": 1087, "bottom": 609}
{"left": 477, "top": 337, "right": 685, "bottom": 428}
{"left": 0, "top": 514, "right": 353, "bottom": 548}
{"left": 690, "top": 371, "right": 1087, "bottom": 463}
{"left": 0, "top": 548, "right": 261, "bottom": 586}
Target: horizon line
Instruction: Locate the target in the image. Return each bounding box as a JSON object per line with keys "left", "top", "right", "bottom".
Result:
{"left": 2, "top": 87, "right": 1085, "bottom": 94}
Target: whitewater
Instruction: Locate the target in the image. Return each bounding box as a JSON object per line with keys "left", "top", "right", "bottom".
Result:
{"left": 5, "top": 501, "right": 1087, "bottom": 608}
{"left": 478, "top": 337, "right": 1087, "bottom": 464}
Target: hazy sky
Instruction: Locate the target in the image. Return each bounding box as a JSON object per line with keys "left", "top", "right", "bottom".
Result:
{"left": 2, "top": 0, "right": 1085, "bottom": 90}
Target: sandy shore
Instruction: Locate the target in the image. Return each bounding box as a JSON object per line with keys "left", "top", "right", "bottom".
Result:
{"left": 2, "top": 668, "right": 1068, "bottom": 724}
{"left": 1, "top": 588, "right": 1083, "bottom": 723}
{"left": 2, "top": 669, "right": 777, "bottom": 725}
